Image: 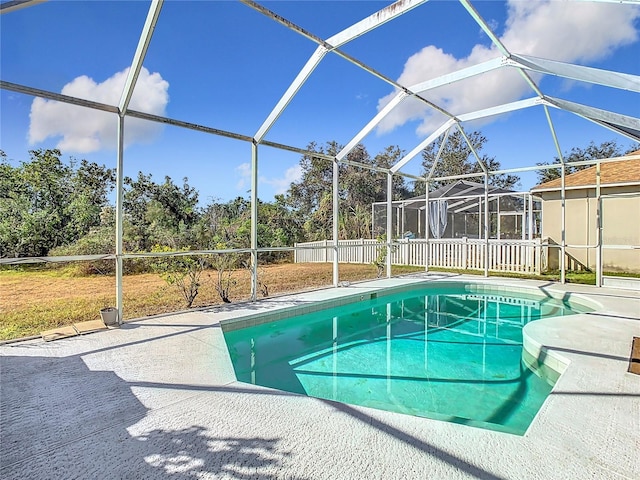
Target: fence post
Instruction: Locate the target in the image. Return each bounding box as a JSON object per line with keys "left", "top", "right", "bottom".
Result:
{"left": 402, "top": 238, "right": 408, "bottom": 265}
{"left": 558, "top": 247, "right": 562, "bottom": 273}
{"left": 462, "top": 237, "right": 468, "bottom": 269}
{"left": 323, "top": 239, "right": 328, "bottom": 263}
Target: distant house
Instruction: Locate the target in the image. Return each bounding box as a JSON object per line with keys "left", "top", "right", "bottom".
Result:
{"left": 530, "top": 152, "right": 640, "bottom": 273}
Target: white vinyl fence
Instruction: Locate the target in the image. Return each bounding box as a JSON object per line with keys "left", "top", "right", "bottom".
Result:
{"left": 294, "top": 238, "right": 542, "bottom": 274}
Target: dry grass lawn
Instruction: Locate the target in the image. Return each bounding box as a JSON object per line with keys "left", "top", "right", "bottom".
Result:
{"left": 0, "top": 263, "right": 422, "bottom": 341}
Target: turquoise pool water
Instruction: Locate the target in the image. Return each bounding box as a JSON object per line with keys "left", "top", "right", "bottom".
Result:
{"left": 223, "top": 285, "right": 591, "bottom": 435}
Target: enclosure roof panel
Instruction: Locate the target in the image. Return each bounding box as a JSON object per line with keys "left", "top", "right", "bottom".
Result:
{"left": 381, "top": 180, "right": 519, "bottom": 210}
{"left": 431, "top": 180, "right": 514, "bottom": 198}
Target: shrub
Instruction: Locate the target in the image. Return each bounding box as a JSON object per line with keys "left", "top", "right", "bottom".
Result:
{"left": 48, "top": 227, "right": 115, "bottom": 275}
{"left": 150, "top": 245, "right": 206, "bottom": 308}
{"left": 208, "top": 243, "right": 238, "bottom": 303}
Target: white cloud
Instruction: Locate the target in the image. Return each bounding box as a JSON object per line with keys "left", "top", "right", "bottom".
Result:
{"left": 29, "top": 67, "right": 169, "bottom": 153}
{"left": 236, "top": 163, "right": 302, "bottom": 196}
{"left": 261, "top": 164, "right": 303, "bottom": 195}
{"left": 377, "top": 0, "right": 640, "bottom": 136}
{"left": 235, "top": 162, "right": 251, "bottom": 191}
{"left": 485, "top": 18, "right": 500, "bottom": 34}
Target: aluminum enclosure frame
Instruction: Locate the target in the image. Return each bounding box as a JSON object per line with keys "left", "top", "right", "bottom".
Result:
{"left": 1, "top": 0, "right": 639, "bottom": 324}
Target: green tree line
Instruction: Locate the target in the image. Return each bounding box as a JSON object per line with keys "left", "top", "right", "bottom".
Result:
{"left": 3, "top": 136, "right": 632, "bottom": 262}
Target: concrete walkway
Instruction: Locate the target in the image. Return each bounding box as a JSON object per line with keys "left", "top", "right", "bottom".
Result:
{"left": 1, "top": 274, "right": 639, "bottom": 479}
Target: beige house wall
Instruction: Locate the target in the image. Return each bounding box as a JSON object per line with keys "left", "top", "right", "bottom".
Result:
{"left": 538, "top": 186, "right": 640, "bottom": 273}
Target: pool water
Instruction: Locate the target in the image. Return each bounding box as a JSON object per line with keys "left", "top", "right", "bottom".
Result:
{"left": 223, "top": 286, "right": 590, "bottom": 435}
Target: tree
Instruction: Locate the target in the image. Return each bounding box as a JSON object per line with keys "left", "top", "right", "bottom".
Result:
{"left": 256, "top": 195, "right": 306, "bottom": 260}
{"left": 535, "top": 140, "right": 638, "bottom": 184}
{"left": 123, "top": 173, "right": 199, "bottom": 251}
{"left": 285, "top": 141, "right": 409, "bottom": 240}
{"left": 194, "top": 196, "right": 251, "bottom": 250}
{"left": 0, "top": 150, "right": 28, "bottom": 258}
{"left": 339, "top": 204, "right": 370, "bottom": 240}
{"left": 16, "top": 149, "right": 73, "bottom": 255}
{"left": 414, "top": 130, "right": 519, "bottom": 194}
{"left": 374, "top": 145, "right": 411, "bottom": 200}
{"left": 286, "top": 141, "right": 341, "bottom": 240}
{"left": 0, "top": 149, "right": 114, "bottom": 258}
{"left": 67, "top": 158, "right": 115, "bottom": 239}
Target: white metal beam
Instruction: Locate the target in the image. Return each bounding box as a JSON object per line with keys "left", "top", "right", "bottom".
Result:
{"left": 0, "top": 254, "right": 115, "bottom": 265}
{"left": 251, "top": 0, "right": 429, "bottom": 144}
{"left": 458, "top": 0, "right": 544, "bottom": 98}
{"left": 251, "top": 141, "right": 259, "bottom": 301}
{"left": 456, "top": 123, "right": 487, "bottom": 173}
{"left": 596, "top": 161, "right": 603, "bottom": 287}
{"left": 261, "top": 140, "right": 335, "bottom": 160}
{"left": 114, "top": 0, "right": 163, "bottom": 325}
{"left": 412, "top": 56, "right": 507, "bottom": 94}
{"left": 254, "top": 46, "right": 327, "bottom": 143}
{"left": 0, "top": 82, "right": 344, "bottom": 164}
{"left": 248, "top": 0, "right": 453, "bottom": 145}
{"left": 327, "top": 0, "right": 429, "bottom": 49}
{"left": 0, "top": 0, "right": 45, "bottom": 14}
{"left": 546, "top": 96, "right": 640, "bottom": 130}
{"left": 1, "top": 80, "right": 118, "bottom": 113}
{"left": 429, "top": 171, "right": 484, "bottom": 184}
{"left": 544, "top": 96, "right": 640, "bottom": 141}
{"left": 390, "top": 119, "right": 456, "bottom": 173}
{"left": 386, "top": 172, "right": 393, "bottom": 278}
{"left": 128, "top": 109, "right": 253, "bottom": 142}
{"left": 118, "top": 0, "right": 164, "bottom": 114}
{"left": 542, "top": 104, "right": 567, "bottom": 284}
{"left": 543, "top": 104, "right": 564, "bottom": 166}
{"left": 337, "top": 57, "right": 506, "bottom": 167}
{"left": 457, "top": 97, "right": 541, "bottom": 123}
{"left": 336, "top": 92, "right": 409, "bottom": 161}
{"left": 483, "top": 171, "right": 489, "bottom": 277}
{"left": 458, "top": 0, "right": 509, "bottom": 57}
{"left": 333, "top": 159, "right": 340, "bottom": 286}
{"left": 426, "top": 126, "right": 452, "bottom": 180}
{"left": 115, "top": 116, "right": 125, "bottom": 325}
{"left": 511, "top": 54, "right": 640, "bottom": 93}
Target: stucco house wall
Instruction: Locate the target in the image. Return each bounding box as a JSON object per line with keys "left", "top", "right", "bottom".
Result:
{"left": 531, "top": 155, "right": 640, "bottom": 273}
{"left": 536, "top": 186, "right": 639, "bottom": 272}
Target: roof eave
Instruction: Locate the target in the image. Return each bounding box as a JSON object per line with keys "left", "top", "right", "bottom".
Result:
{"left": 531, "top": 180, "right": 640, "bottom": 193}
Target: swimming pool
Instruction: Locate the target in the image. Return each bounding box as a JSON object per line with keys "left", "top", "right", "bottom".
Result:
{"left": 222, "top": 283, "right": 593, "bottom": 435}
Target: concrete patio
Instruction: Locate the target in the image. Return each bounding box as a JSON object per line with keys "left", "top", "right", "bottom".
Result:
{"left": 1, "top": 274, "right": 639, "bottom": 479}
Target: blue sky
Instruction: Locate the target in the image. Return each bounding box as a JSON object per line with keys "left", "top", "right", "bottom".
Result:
{"left": 1, "top": 0, "right": 639, "bottom": 204}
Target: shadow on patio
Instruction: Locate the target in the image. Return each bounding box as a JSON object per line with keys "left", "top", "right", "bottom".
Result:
{"left": 0, "top": 354, "right": 303, "bottom": 479}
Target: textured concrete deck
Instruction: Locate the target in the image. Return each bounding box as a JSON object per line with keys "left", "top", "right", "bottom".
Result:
{"left": 1, "top": 274, "right": 639, "bottom": 480}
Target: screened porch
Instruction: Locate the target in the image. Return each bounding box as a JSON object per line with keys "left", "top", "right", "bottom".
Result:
{"left": 372, "top": 180, "right": 542, "bottom": 241}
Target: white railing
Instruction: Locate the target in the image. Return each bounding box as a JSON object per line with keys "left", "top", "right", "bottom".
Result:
{"left": 294, "top": 237, "right": 542, "bottom": 274}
